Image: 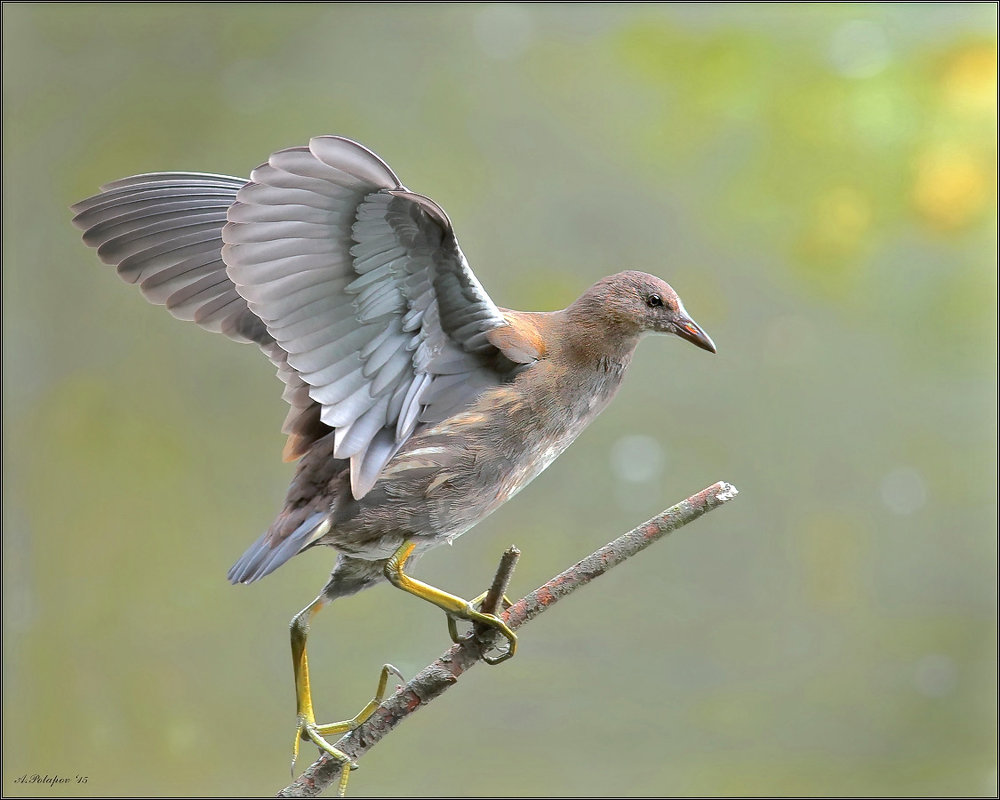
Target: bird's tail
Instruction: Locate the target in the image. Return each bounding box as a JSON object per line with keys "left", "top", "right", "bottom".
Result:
{"left": 227, "top": 511, "right": 329, "bottom": 584}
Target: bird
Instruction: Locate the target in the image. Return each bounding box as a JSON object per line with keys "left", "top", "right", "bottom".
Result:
{"left": 71, "top": 135, "right": 716, "bottom": 788}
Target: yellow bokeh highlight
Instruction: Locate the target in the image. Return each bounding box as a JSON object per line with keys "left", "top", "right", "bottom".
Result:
{"left": 942, "top": 43, "right": 998, "bottom": 118}
{"left": 913, "top": 144, "right": 991, "bottom": 231}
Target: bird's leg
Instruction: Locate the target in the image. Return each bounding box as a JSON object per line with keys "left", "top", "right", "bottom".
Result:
{"left": 289, "top": 596, "right": 403, "bottom": 795}
{"left": 384, "top": 541, "right": 517, "bottom": 665}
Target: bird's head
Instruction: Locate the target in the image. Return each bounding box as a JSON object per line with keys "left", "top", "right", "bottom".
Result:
{"left": 574, "top": 270, "right": 717, "bottom": 354}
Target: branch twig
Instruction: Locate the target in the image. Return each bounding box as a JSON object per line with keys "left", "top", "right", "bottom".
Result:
{"left": 278, "top": 480, "right": 739, "bottom": 797}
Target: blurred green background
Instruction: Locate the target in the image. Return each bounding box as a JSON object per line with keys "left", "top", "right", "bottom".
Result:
{"left": 3, "top": 3, "right": 996, "bottom": 796}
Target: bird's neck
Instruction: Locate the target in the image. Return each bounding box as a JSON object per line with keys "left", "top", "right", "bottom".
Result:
{"left": 497, "top": 307, "right": 639, "bottom": 420}
{"left": 557, "top": 307, "right": 641, "bottom": 384}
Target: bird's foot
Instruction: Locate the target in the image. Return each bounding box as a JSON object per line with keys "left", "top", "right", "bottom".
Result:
{"left": 446, "top": 603, "right": 517, "bottom": 665}
{"left": 290, "top": 663, "right": 404, "bottom": 796}
{"left": 292, "top": 719, "right": 356, "bottom": 796}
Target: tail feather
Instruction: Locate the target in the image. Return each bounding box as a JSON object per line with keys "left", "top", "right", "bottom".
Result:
{"left": 227, "top": 511, "right": 328, "bottom": 584}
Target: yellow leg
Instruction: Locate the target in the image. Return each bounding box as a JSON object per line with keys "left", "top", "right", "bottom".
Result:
{"left": 384, "top": 541, "right": 517, "bottom": 665}
{"left": 289, "top": 597, "right": 402, "bottom": 796}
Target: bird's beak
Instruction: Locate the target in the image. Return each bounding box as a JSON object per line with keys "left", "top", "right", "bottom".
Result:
{"left": 672, "top": 315, "right": 717, "bottom": 354}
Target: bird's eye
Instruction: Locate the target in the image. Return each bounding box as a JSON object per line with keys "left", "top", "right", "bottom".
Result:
{"left": 646, "top": 294, "right": 663, "bottom": 308}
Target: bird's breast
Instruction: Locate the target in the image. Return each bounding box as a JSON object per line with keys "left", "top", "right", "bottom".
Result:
{"left": 425, "top": 360, "right": 624, "bottom": 513}
{"left": 344, "top": 358, "right": 628, "bottom": 557}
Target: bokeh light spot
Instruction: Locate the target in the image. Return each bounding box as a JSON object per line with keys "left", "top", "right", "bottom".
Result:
{"left": 880, "top": 467, "right": 927, "bottom": 515}
{"left": 828, "top": 20, "right": 891, "bottom": 79}
{"left": 610, "top": 434, "right": 665, "bottom": 484}
{"left": 913, "top": 144, "right": 990, "bottom": 231}
{"left": 942, "top": 43, "right": 998, "bottom": 118}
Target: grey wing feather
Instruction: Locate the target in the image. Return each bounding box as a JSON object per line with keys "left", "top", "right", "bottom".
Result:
{"left": 71, "top": 172, "right": 265, "bottom": 343}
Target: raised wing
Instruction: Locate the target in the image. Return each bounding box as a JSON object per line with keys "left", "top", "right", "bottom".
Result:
{"left": 73, "top": 137, "right": 533, "bottom": 500}
{"left": 222, "top": 136, "right": 514, "bottom": 498}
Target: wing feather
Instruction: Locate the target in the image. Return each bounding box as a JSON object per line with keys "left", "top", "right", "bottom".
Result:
{"left": 72, "top": 172, "right": 265, "bottom": 344}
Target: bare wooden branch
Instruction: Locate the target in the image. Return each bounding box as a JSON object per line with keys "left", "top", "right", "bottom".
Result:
{"left": 481, "top": 545, "right": 520, "bottom": 616}
{"left": 278, "top": 480, "right": 739, "bottom": 797}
